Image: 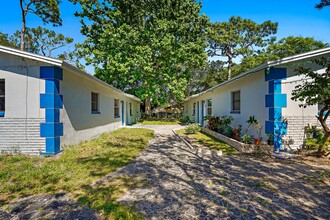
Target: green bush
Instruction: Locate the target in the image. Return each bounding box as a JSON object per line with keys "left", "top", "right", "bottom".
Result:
{"left": 241, "top": 134, "right": 253, "bottom": 144}
{"left": 185, "top": 123, "right": 201, "bottom": 134}
{"left": 180, "top": 116, "right": 190, "bottom": 124}
{"left": 207, "top": 116, "right": 221, "bottom": 131}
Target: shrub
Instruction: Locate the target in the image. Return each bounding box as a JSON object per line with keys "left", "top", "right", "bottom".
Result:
{"left": 241, "top": 134, "right": 253, "bottom": 144}
{"left": 207, "top": 116, "right": 221, "bottom": 131}
{"left": 179, "top": 116, "right": 190, "bottom": 124}
{"left": 217, "top": 116, "right": 234, "bottom": 135}
{"left": 185, "top": 123, "right": 201, "bottom": 134}
{"left": 224, "top": 126, "right": 234, "bottom": 138}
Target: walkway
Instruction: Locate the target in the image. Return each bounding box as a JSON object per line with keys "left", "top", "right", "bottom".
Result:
{"left": 103, "top": 125, "right": 330, "bottom": 219}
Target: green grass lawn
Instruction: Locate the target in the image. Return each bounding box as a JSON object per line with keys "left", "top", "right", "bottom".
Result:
{"left": 0, "top": 128, "right": 154, "bottom": 219}
{"left": 176, "top": 129, "right": 237, "bottom": 155}
{"left": 138, "top": 120, "right": 180, "bottom": 125}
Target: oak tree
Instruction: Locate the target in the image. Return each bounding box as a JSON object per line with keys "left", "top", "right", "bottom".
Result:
{"left": 70, "top": 0, "right": 209, "bottom": 113}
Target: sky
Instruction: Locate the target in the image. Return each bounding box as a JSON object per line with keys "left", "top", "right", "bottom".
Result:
{"left": 0, "top": 0, "right": 329, "bottom": 74}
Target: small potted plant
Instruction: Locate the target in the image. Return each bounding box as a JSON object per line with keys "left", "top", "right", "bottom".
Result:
{"left": 266, "top": 133, "right": 274, "bottom": 145}
{"left": 241, "top": 134, "right": 253, "bottom": 144}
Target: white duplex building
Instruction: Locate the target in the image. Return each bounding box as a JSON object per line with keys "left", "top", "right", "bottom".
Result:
{"left": 0, "top": 45, "right": 141, "bottom": 155}
{"left": 183, "top": 48, "right": 330, "bottom": 151}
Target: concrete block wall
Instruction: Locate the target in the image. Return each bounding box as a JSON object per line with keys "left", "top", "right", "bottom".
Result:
{"left": 283, "top": 115, "right": 319, "bottom": 149}
{"left": 0, "top": 118, "right": 45, "bottom": 154}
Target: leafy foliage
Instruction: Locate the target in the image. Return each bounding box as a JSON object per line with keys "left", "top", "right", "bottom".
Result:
{"left": 70, "top": 0, "right": 209, "bottom": 112}
{"left": 292, "top": 58, "right": 330, "bottom": 154}
{"left": 316, "top": 0, "right": 330, "bottom": 9}
{"left": 185, "top": 123, "right": 201, "bottom": 134}
{"left": 12, "top": 26, "right": 73, "bottom": 58}
{"left": 186, "top": 60, "right": 227, "bottom": 96}
{"left": 208, "top": 16, "right": 278, "bottom": 79}
{"left": 237, "top": 36, "right": 328, "bottom": 75}
{"left": 19, "top": 0, "right": 62, "bottom": 50}
{"left": 0, "top": 32, "right": 17, "bottom": 48}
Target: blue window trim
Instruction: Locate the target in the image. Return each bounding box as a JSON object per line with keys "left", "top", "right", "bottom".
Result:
{"left": 92, "top": 111, "right": 101, "bottom": 114}
{"left": 114, "top": 115, "right": 120, "bottom": 118}
{"left": 0, "top": 111, "right": 4, "bottom": 117}
{"left": 230, "top": 111, "right": 240, "bottom": 114}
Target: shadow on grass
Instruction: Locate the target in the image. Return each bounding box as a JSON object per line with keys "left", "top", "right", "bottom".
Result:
{"left": 0, "top": 128, "right": 154, "bottom": 219}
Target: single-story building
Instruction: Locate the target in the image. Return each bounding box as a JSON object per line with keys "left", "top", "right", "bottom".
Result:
{"left": 0, "top": 45, "right": 141, "bottom": 155}
{"left": 183, "top": 47, "right": 330, "bottom": 151}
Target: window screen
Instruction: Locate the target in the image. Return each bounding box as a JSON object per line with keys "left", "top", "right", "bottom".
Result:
{"left": 232, "top": 91, "right": 240, "bottom": 111}
{"left": 91, "top": 92, "right": 99, "bottom": 112}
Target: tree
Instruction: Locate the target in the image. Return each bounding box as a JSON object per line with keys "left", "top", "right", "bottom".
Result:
{"left": 291, "top": 58, "right": 330, "bottom": 156}
{"left": 186, "top": 60, "right": 226, "bottom": 96}
{"left": 208, "top": 16, "right": 278, "bottom": 80}
{"left": 237, "top": 36, "right": 329, "bottom": 75}
{"left": 11, "top": 27, "right": 73, "bottom": 58}
{"left": 70, "top": 0, "right": 209, "bottom": 114}
{"left": 19, "top": 0, "right": 62, "bottom": 51}
{"left": 0, "top": 32, "right": 17, "bottom": 48}
{"left": 316, "top": 0, "right": 330, "bottom": 8}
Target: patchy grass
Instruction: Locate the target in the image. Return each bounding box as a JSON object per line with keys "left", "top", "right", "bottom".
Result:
{"left": 0, "top": 128, "right": 154, "bottom": 219}
{"left": 176, "top": 129, "right": 237, "bottom": 155}
{"left": 138, "top": 120, "right": 180, "bottom": 125}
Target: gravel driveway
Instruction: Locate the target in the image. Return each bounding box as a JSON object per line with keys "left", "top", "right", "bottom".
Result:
{"left": 104, "top": 125, "right": 330, "bottom": 219}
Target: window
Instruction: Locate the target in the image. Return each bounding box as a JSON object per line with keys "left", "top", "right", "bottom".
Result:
{"left": 0, "top": 80, "right": 5, "bottom": 115}
{"left": 91, "top": 92, "right": 99, "bottom": 113}
{"left": 207, "top": 99, "right": 212, "bottom": 116}
{"left": 232, "top": 91, "right": 241, "bottom": 112}
{"left": 129, "top": 103, "right": 132, "bottom": 116}
{"left": 114, "top": 99, "right": 120, "bottom": 117}
{"left": 192, "top": 103, "right": 196, "bottom": 116}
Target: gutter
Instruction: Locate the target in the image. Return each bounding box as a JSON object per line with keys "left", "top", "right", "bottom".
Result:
{"left": 185, "top": 47, "right": 330, "bottom": 102}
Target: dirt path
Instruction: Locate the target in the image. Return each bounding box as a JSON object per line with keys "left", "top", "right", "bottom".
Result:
{"left": 105, "top": 125, "right": 330, "bottom": 219}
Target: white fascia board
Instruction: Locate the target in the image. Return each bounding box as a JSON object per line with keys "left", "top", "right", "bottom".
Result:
{"left": 0, "top": 45, "right": 63, "bottom": 66}
{"left": 185, "top": 47, "right": 330, "bottom": 102}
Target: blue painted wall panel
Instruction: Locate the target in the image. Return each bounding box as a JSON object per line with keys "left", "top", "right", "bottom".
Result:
{"left": 46, "top": 109, "right": 60, "bottom": 123}
{"left": 45, "top": 79, "right": 60, "bottom": 94}
{"left": 265, "top": 67, "right": 287, "bottom": 81}
{"left": 268, "top": 80, "right": 282, "bottom": 94}
{"left": 40, "top": 94, "right": 63, "bottom": 109}
{"left": 269, "top": 108, "right": 282, "bottom": 121}
{"left": 265, "top": 94, "right": 287, "bottom": 108}
{"left": 40, "top": 66, "right": 63, "bottom": 80}
{"left": 40, "top": 123, "right": 63, "bottom": 137}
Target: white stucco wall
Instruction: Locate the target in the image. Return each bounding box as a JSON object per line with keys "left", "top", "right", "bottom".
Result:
{"left": 185, "top": 70, "right": 268, "bottom": 140}
{"left": 60, "top": 69, "right": 141, "bottom": 146}
{"left": 0, "top": 53, "right": 46, "bottom": 154}
{"left": 0, "top": 53, "right": 45, "bottom": 118}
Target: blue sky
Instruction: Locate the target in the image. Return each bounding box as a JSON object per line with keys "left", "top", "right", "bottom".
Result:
{"left": 0, "top": 0, "right": 329, "bottom": 73}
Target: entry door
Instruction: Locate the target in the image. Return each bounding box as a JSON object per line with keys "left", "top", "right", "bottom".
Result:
{"left": 126, "top": 102, "right": 129, "bottom": 125}
{"left": 121, "top": 101, "right": 125, "bottom": 125}
{"left": 201, "top": 101, "right": 205, "bottom": 126}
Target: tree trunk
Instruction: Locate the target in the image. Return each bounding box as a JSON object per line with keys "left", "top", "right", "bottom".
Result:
{"left": 318, "top": 132, "right": 330, "bottom": 156}
{"left": 316, "top": 108, "right": 330, "bottom": 156}
{"left": 20, "top": 0, "right": 26, "bottom": 51}
{"left": 145, "top": 97, "right": 151, "bottom": 115}
{"left": 227, "top": 56, "right": 232, "bottom": 80}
